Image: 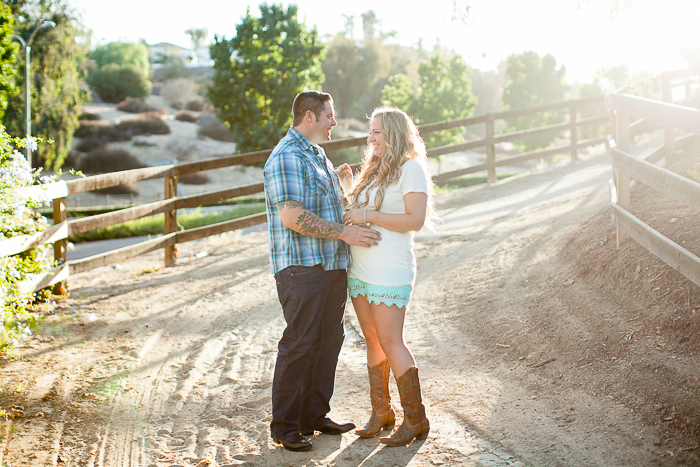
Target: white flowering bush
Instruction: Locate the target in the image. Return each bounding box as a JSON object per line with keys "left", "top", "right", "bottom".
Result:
{"left": 0, "top": 126, "right": 55, "bottom": 355}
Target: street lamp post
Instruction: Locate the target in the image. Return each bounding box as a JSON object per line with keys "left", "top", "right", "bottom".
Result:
{"left": 11, "top": 20, "right": 55, "bottom": 169}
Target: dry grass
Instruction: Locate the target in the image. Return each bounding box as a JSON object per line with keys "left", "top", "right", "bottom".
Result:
{"left": 175, "top": 110, "right": 198, "bottom": 123}
{"left": 115, "top": 113, "right": 171, "bottom": 136}
{"left": 116, "top": 97, "right": 157, "bottom": 114}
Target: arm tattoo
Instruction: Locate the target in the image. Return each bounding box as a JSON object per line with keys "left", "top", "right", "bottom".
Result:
{"left": 275, "top": 200, "right": 343, "bottom": 238}
{"left": 295, "top": 210, "right": 343, "bottom": 238}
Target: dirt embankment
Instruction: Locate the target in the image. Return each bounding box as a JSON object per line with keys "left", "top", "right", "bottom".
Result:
{"left": 1, "top": 150, "right": 699, "bottom": 467}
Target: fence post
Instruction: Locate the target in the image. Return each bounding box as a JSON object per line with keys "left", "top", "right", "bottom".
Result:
{"left": 608, "top": 110, "right": 616, "bottom": 147}
{"left": 486, "top": 116, "right": 496, "bottom": 183}
{"left": 52, "top": 197, "right": 67, "bottom": 294}
{"left": 570, "top": 102, "right": 578, "bottom": 161}
{"left": 164, "top": 175, "right": 177, "bottom": 267}
{"left": 662, "top": 72, "right": 675, "bottom": 164}
{"left": 615, "top": 112, "right": 631, "bottom": 248}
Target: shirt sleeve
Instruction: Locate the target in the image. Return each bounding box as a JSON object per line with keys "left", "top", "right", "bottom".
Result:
{"left": 264, "top": 150, "right": 307, "bottom": 206}
{"left": 400, "top": 159, "right": 429, "bottom": 195}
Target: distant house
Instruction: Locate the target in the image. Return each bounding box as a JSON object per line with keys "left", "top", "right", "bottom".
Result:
{"left": 148, "top": 42, "right": 212, "bottom": 68}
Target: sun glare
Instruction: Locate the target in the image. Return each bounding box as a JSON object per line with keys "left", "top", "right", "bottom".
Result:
{"left": 68, "top": 0, "right": 700, "bottom": 82}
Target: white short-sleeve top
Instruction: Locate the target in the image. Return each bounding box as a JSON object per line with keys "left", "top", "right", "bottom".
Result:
{"left": 348, "top": 158, "right": 429, "bottom": 287}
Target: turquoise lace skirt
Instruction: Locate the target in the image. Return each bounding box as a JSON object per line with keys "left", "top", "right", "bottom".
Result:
{"left": 347, "top": 277, "right": 412, "bottom": 309}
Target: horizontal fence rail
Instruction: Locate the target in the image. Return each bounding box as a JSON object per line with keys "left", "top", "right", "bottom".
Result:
{"left": 2, "top": 95, "right": 612, "bottom": 293}
{"left": 605, "top": 93, "right": 700, "bottom": 134}
{"left": 607, "top": 77, "right": 700, "bottom": 289}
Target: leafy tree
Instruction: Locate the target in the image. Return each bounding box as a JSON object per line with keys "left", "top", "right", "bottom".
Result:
{"left": 501, "top": 51, "right": 568, "bottom": 151}
{"left": 0, "top": 4, "right": 18, "bottom": 121}
{"left": 208, "top": 3, "right": 324, "bottom": 153}
{"left": 90, "top": 41, "right": 151, "bottom": 78}
{"left": 4, "top": 0, "right": 90, "bottom": 170}
{"left": 360, "top": 10, "right": 379, "bottom": 43}
{"left": 322, "top": 34, "right": 358, "bottom": 119}
{"left": 382, "top": 52, "right": 476, "bottom": 148}
{"left": 470, "top": 63, "right": 506, "bottom": 117}
{"left": 596, "top": 64, "right": 629, "bottom": 91}
{"left": 381, "top": 73, "right": 413, "bottom": 113}
{"left": 322, "top": 31, "right": 389, "bottom": 119}
{"left": 590, "top": 65, "right": 656, "bottom": 98}
{"left": 577, "top": 79, "right": 607, "bottom": 140}
{"left": 322, "top": 11, "right": 410, "bottom": 120}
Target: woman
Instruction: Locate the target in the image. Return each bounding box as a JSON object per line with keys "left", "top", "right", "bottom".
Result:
{"left": 339, "top": 107, "right": 435, "bottom": 446}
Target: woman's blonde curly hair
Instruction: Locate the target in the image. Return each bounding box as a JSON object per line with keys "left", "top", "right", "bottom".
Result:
{"left": 346, "top": 107, "right": 436, "bottom": 223}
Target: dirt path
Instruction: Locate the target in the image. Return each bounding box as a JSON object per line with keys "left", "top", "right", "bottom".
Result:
{"left": 0, "top": 151, "right": 691, "bottom": 466}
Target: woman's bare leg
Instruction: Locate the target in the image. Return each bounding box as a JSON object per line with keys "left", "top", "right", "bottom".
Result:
{"left": 370, "top": 303, "right": 415, "bottom": 377}
{"left": 351, "top": 295, "right": 388, "bottom": 367}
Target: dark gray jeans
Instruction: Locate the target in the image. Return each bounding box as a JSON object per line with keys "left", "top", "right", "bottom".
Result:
{"left": 270, "top": 265, "right": 347, "bottom": 440}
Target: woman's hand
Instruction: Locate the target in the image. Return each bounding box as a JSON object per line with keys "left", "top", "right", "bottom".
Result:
{"left": 336, "top": 163, "right": 353, "bottom": 193}
{"left": 343, "top": 209, "right": 367, "bottom": 226}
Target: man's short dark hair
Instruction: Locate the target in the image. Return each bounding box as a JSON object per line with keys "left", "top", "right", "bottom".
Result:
{"left": 292, "top": 91, "right": 333, "bottom": 127}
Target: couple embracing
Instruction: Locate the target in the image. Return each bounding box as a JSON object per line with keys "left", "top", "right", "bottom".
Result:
{"left": 263, "top": 91, "right": 435, "bottom": 452}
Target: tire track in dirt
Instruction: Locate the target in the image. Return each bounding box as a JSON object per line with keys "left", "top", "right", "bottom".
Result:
{"left": 85, "top": 238, "right": 283, "bottom": 466}
{"left": 74, "top": 220, "right": 526, "bottom": 465}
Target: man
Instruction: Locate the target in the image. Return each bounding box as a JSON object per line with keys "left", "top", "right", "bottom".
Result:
{"left": 263, "top": 91, "right": 381, "bottom": 452}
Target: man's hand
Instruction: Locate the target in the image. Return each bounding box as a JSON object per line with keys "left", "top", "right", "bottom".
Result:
{"left": 276, "top": 199, "right": 380, "bottom": 246}
{"left": 340, "top": 224, "right": 381, "bottom": 248}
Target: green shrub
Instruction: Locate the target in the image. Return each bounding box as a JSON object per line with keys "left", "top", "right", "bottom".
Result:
{"left": 115, "top": 113, "right": 170, "bottom": 135}
{"left": 90, "top": 41, "right": 151, "bottom": 78}
{"left": 1, "top": 130, "right": 61, "bottom": 355}
{"left": 88, "top": 63, "right": 152, "bottom": 103}
{"left": 175, "top": 110, "right": 197, "bottom": 123}
{"left": 116, "top": 97, "right": 155, "bottom": 113}
{"left": 77, "top": 147, "right": 146, "bottom": 173}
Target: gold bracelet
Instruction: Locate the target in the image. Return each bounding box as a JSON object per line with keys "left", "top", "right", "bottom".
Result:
{"left": 363, "top": 209, "right": 367, "bottom": 225}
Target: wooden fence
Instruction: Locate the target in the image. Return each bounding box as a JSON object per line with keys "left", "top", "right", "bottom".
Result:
{"left": 2, "top": 96, "right": 610, "bottom": 293}
{"left": 606, "top": 82, "right": 700, "bottom": 288}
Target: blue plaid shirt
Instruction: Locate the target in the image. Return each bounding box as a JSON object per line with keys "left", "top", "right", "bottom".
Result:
{"left": 263, "top": 127, "right": 349, "bottom": 274}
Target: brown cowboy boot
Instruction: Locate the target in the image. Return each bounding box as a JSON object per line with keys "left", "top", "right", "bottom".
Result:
{"left": 355, "top": 359, "right": 396, "bottom": 438}
{"left": 380, "top": 367, "right": 429, "bottom": 446}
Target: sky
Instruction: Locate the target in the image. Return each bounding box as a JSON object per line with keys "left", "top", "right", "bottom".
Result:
{"left": 66, "top": 0, "right": 700, "bottom": 84}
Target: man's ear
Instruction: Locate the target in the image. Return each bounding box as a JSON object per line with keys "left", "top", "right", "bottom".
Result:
{"left": 306, "top": 110, "right": 314, "bottom": 123}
